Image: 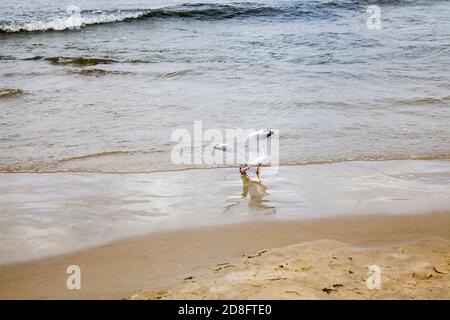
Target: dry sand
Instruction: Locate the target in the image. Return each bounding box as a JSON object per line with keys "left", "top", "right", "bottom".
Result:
{"left": 1, "top": 212, "right": 449, "bottom": 299}
{"left": 132, "top": 237, "right": 449, "bottom": 300}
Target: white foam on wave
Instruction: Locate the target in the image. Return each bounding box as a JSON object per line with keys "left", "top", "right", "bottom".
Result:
{"left": 0, "top": 10, "right": 151, "bottom": 33}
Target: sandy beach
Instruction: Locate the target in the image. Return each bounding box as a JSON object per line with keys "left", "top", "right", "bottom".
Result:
{"left": 1, "top": 212, "right": 449, "bottom": 299}
{"left": 1, "top": 161, "right": 450, "bottom": 299}
{"left": 151, "top": 236, "right": 449, "bottom": 300}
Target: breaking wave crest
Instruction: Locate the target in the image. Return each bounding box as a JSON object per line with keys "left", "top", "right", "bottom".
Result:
{"left": 0, "top": 1, "right": 407, "bottom": 33}
{"left": 0, "top": 9, "right": 153, "bottom": 33}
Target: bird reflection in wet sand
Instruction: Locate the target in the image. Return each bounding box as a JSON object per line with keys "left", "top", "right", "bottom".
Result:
{"left": 224, "top": 167, "right": 275, "bottom": 214}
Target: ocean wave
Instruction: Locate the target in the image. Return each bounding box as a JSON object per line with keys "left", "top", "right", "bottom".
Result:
{"left": 1, "top": 154, "right": 449, "bottom": 174}
{"left": 57, "top": 151, "right": 149, "bottom": 163}
{"left": 24, "top": 55, "right": 117, "bottom": 66}
{"left": 0, "top": 0, "right": 429, "bottom": 34}
{"left": 45, "top": 56, "right": 117, "bottom": 66}
{"left": 0, "top": 3, "right": 282, "bottom": 33}
{"left": 391, "top": 96, "right": 450, "bottom": 106}
{"left": 0, "top": 1, "right": 371, "bottom": 33}
{"left": 69, "top": 69, "right": 133, "bottom": 76}
{"left": 155, "top": 69, "right": 195, "bottom": 80}
{"left": 0, "top": 9, "right": 153, "bottom": 33}
{"left": 0, "top": 55, "right": 16, "bottom": 61}
{"left": 0, "top": 88, "right": 25, "bottom": 99}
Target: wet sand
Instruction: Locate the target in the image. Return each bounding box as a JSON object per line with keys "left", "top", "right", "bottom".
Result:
{"left": 1, "top": 160, "right": 450, "bottom": 265}
{"left": 1, "top": 212, "right": 449, "bottom": 299}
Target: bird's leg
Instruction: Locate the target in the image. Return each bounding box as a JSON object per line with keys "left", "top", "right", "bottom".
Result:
{"left": 256, "top": 163, "right": 261, "bottom": 178}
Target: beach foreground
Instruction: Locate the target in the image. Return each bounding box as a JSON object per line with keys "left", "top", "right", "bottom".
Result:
{"left": 1, "top": 213, "right": 449, "bottom": 299}
{"left": 131, "top": 237, "right": 449, "bottom": 300}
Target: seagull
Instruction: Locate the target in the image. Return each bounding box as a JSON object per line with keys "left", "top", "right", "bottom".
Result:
{"left": 214, "top": 129, "right": 274, "bottom": 177}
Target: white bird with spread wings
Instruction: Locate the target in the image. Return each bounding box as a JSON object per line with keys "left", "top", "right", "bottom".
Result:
{"left": 214, "top": 129, "right": 274, "bottom": 177}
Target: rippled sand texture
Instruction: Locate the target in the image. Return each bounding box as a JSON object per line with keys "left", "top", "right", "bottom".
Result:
{"left": 131, "top": 237, "right": 450, "bottom": 300}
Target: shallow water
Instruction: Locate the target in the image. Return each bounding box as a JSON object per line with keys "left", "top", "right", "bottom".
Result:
{"left": 0, "top": 160, "right": 449, "bottom": 264}
{"left": 1, "top": 0, "right": 450, "bottom": 172}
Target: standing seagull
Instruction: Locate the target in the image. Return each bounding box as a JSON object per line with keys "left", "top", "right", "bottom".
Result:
{"left": 214, "top": 129, "right": 274, "bottom": 177}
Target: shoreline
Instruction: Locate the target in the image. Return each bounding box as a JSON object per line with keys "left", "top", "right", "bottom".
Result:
{"left": 1, "top": 157, "right": 450, "bottom": 175}
{"left": 1, "top": 159, "right": 450, "bottom": 265}
{"left": 1, "top": 212, "right": 449, "bottom": 299}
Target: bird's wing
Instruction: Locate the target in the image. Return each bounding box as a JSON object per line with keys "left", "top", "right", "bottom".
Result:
{"left": 245, "top": 130, "right": 273, "bottom": 164}
{"left": 214, "top": 143, "right": 246, "bottom": 164}
{"left": 245, "top": 129, "right": 272, "bottom": 143}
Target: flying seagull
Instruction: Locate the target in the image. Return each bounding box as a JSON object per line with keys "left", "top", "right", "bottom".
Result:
{"left": 214, "top": 129, "right": 274, "bottom": 177}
